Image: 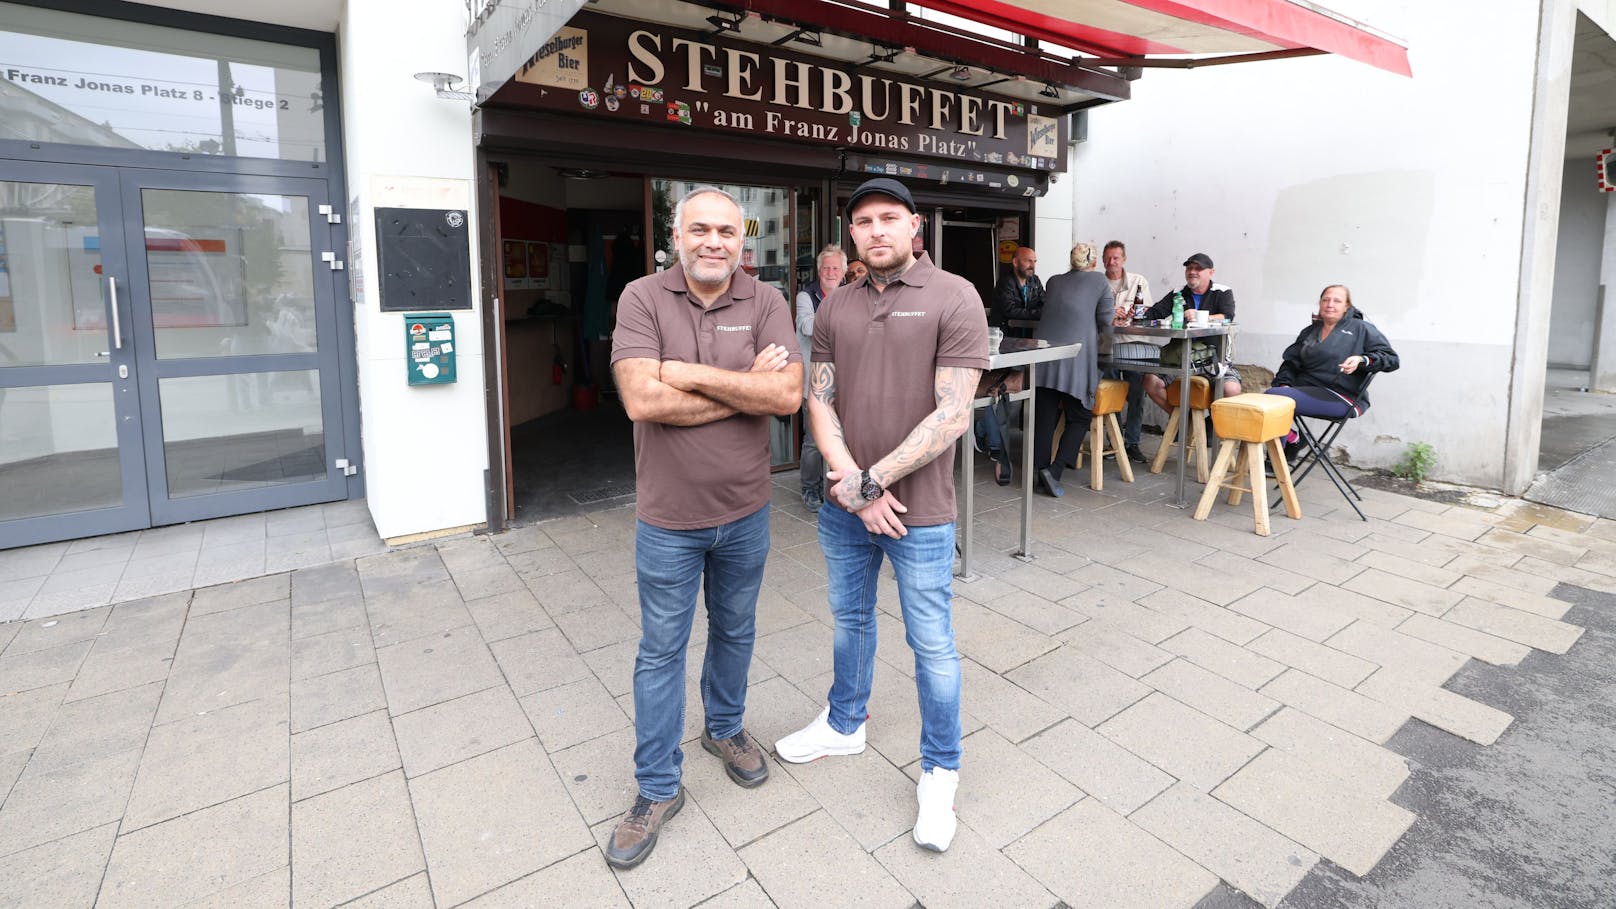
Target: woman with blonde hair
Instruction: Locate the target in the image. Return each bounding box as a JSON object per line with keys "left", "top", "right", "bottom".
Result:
{"left": 1029, "top": 241, "right": 1113, "bottom": 497}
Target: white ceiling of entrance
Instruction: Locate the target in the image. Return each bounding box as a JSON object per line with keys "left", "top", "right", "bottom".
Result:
{"left": 591, "top": 0, "right": 1117, "bottom": 108}
{"left": 126, "top": 0, "right": 342, "bottom": 32}
{"left": 1567, "top": 12, "right": 1616, "bottom": 158}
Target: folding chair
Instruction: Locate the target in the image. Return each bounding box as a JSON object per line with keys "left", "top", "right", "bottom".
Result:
{"left": 1282, "top": 372, "right": 1375, "bottom": 521}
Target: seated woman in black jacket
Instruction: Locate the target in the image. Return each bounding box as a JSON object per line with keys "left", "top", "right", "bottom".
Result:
{"left": 1266, "top": 284, "right": 1399, "bottom": 424}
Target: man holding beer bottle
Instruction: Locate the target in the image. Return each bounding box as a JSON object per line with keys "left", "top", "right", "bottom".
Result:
{"left": 1102, "top": 241, "right": 1154, "bottom": 463}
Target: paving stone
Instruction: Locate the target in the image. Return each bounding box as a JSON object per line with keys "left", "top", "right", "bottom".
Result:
{"left": 181, "top": 599, "right": 290, "bottom": 646}
{"left": 1067, "top": 562, "right": 1164, "bottom": 601}
{"left": 448, "top": 563, "right": 528, "bottom": 603}
{"left": 1286, "top": 582, "right": 1414, "bottom": 631}
{"left": 940, "top": 727, "right": 1082, "bottom": 848}
{"left": 959, "top": 656, "right": 1064, "bottom": 743}
{"left": 375, "top": 625, "right": 504, "bottom": 715}
{"left": 1000, "top": 561, "right": 1092, "bottom": 601}
{"left": 739, "top": 811, "right": 913, "bottom": 909}
{"left": 4, "top": 605, "right": 111, "bottom": 655}
{"left": 489, "top": 627, "right": 594, "bottom": 696}
{"left": 0, "top": 638, "right": 93, "bottom": 695}
{"left": 157, "top": 633, "right": 288, "bottom": 725}
{"left": 291, "top": 709, "right": 402, "bottom": 802}
{"left": 292, "top": 662, "right": 386, "bottom": 733}
{"left": 1359, "top": 530, "right": 1467, "bottom": 566}
{"left": 365, "top": 581, "right": 476, "bottom": 648}
{"left": 978, "top": 588, "right": 1088, "bottom": 635}
{"left": 1443, "top": 597, "right": 1583, "bottom": 654}
{"left": 1343, "top": 568, "right": 1465, "bottom": 617}
{"left": 1355, "top": 549, "right": 1464, "bottom": 588}
{"left": 342, "top": 871, "right": 436, "bottom": 908}
{"left": 521, "top": 675, "right": 630, "bottom": 753}
{"left": 1475, "top": 526, "right": 1587, "bottom": 566}
{"left": 1160, "top": 627, "right": 1286, "bottom": 690}
{"left": 681, "top": 739, "right": 818, "bottom": 849}
{"left": 1391, "top": 508, "right": 1495, "bottom": 541}
{"left": 1259, "top": 669, "right": 1408, "bottom": 744}
{"left": 291, "top": 625, "right": 374, "bottom": 681}
{"left": 1063, "top": 619, "right": 1174, "bottom": 678}
{"left": 394, "top": 685, "right": 532, "bottom": 777}
{"left": 461, "top": 851, "right": 628, "bottom": 908}
{"left": 30, "top": 681, "right": 160, "bottom": 774}
{"left": 0, "top": 746, "right": 141, "bottom": 855}
{"left": 1395, "top": 613, "right": 1531, "bottom": 666}
{"left": 464, "top": 589, "right": 554, "bottom": 643}
{"left": 1062, "top": 591, "right": 1189, "bottom": 644}
{"left": 290, "top": 595, "right": 369, "bottom": 641}
{"left": 751, "top": 620, "right": 836, "bottom": 686}
{"left": 693, "top": 878, "right": 780, "bottom": 909}
{"left": 1142, "top": 658, "right": 1281, "bottom": 731}
{"left": 779, "top": 746, "right": 917, "bottom": 852}
{"left": 408, "top": 739, "right": 593, "bottom": 908}
{"left": 1515, "top": 555, "right": 1616, "bottom": 595}
{"left": 952, "top": 597, "right": 1059, "bottom": 673}
{"left": 530, "top": 569, "right": 615, "bottom": 617}
{"left": 1249, "top": 707, "right": 1410, "bottom": 800}
{"left": 1450, "top": 576, "right": 1574, "bottom": 620}
{"left": 189, "top": 573, "right": 290, "bottom": 617}
{"left": 1096, "top": 692, "right": 1265, "bottom": 791}
{"left": 806, "top": 659, "right": 985, "bottom": 769}
{"left": 290, "top": 561, "right": 364, "bottom": 608}
{"left": 1211, "top": 747, "right": 1414, "bottom": 877}
{"left": 875, "top": 819, "right": 1059, "bottom": 909}
{"left": 1227, "top": 587, "right": 1354, "bottom": 643}
{"left": 1324, "top": 620, "right": 1470, "bottom": 685}
{"left": 588, "top": 795, "right": 748, "bottom": 906}
{"left": 1005, "top": 646, "right": 1151, "bottom": 726}
{"left": 552, "top": 603, "right": 642, "bottom": 655}
{"left": 1256, "top": 542, "right": 1365, "bottom": 585}
{"left": 292, "top": 770, "right": 425, "bottom": 909}
{"left": 97, "top": 784, "right": 287, "bottom": 908}
{"left": 0, "top": 821, "right": 117, "bottom": 909}
{"left": 1245, "top": 628, "right": 1378, "bottom": 689}
{"left": 1133, "top": 782, "right": 1317, "bottom": 908}
{"left": 1136, "top": 587, "right": 1269, "bottom": 644}
{"left": 551, "top": 726, "right": 638, "bottom": 826}
{"left": 1440, "top": 555, "right": 1557, "bottom": 596}
{"left": 1004, "top": 798, "right": 1218, "bottom": 909}
{"left": 1019, "top": 718, "right": 1174, "bottom": 814}
{"left": 123, "top": 695, "right": 289, "bottom": 831}
{"left": 0, "top": 679, "right": 66, "bottom": 757}
{"left": 1354, "top": 668, "right": 1514, "bottom": 745}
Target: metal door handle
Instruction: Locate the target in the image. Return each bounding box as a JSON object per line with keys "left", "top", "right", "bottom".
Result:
{"left": 108, "top": 276, "right": 122, "bottom": 350}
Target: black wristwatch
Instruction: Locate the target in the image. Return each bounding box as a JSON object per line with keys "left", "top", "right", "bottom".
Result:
{"left": 859, "top": 470, "right": 884, "bottom": 502}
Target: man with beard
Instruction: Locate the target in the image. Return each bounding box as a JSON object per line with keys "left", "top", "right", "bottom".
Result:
{"left": 991, "top": 245, "right": 1043, "bottom": 337}
{"left": 605, "top": 187, "right": 802, "bottom": 869}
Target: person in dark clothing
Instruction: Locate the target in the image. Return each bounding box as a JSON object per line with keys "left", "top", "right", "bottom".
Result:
{"left": 1030, "top": 242, "right": 1112, "bottom": 497}
{"left": 990, "top": 246, "right": 1044, "bottom": 335}
{"left": 1266, "top": 284, "right": 1399, "bottom": 419}
{"left": 1142, "top": 252, "right": 1241, "bottom": 408}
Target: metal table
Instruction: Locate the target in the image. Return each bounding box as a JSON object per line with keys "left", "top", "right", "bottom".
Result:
{"left": 957, "top": 338, "right": 1083, "bottom": 580}
{"left": 1101, "top": 322, "right": 1237, "bottom": 507}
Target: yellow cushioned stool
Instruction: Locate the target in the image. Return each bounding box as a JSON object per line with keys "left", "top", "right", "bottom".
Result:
{"left": 1075, "top": 378, "right": 1134, "bottom": 491}
{"left": 1193, "top": 393, "right": 1301, "bottom": 535}
{"left": 1151, "top": 376, "right": 1212, "bottom": 483}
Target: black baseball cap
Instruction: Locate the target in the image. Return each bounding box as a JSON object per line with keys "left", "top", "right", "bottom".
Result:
{"left": 847, "top": 178, "right": 916, "bottom": 216}
{"left": 1183, "top": 253, "right": 1214, "bottom": 269}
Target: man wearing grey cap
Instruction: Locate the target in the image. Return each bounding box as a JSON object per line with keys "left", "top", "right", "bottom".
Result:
{"left": 1142, "top": 252, "right": 1242, "bottom": 408}
{"left": 775, "top": 177, "right": 988, "bottom": 854}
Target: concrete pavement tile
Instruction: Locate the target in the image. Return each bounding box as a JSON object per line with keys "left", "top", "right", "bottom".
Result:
{"left": 1391, "top": 508, "right": 1496, "bottom": 541}
{"left": 289, "top": 660, "right": 385, "bottom": 733}
{"left": 1062, "top": 619, "right": 1174, "bottom": 678}
{"left": 802, "top": 659, "right": 985, "bottom": 771}
{"left": 1450, "top": 576, "right": 1574, "bottom": 620}
{"left": 1211, "top": 747, "right": 1414, "bottom": 877}
{"left": 0, "top": 746, "right": 142, "bottom": 855}
{"left": 959, "top": 657, "right": 1064, "bottom": 744}
{"left": 1513, "top": 555, "right": 1616, "bottom": 595}
{"left": 394, "top": 685, "right": 532, "bottom": 777}
{"left": 1395, "top": 613, "right": 1531, "bottom": 666}
{"left": 464, "top": 589, "right": 554, "bottom": 643}
{"left": 552, "top": 726, "right": 639, "bottom": 826}
{"left": 1475, "top": 527, "right": 1587, "bottom": 566}
{"left": 0, "top": 638, "right": 93, "bottom": 695}
{"left": 490, "top": 627, "right": 593, "bottom": 696}
{"left": 97, "top": 591, "right": 189, "bottom": 644}
{"left": 340, "top": 872, "right": 434, "bottom": 908}
{"left": 617, "top": 672, "right": 703, "bottom": 750}
{"left": 66, "top": 636, "right": 178, "bottom": 702}
{"left": 1160, "top": 627, "right": 1285, "bottom": 689}
{"left": 1021, "top": 718, "right": 1175, "bottom": 814}
{"left": 290, "top": 595, "right": 368, "bottom": 640}
{"left": 1136, "top": 588, "right": 1269, "bottom": 645}
{"left": 694, "top": 878, "right": 774, "bottom": 909}
{"left": 435, "top": 536, "right": 506, "bottom": 574}
{"left": 581, "top": 638, "right": 636, "bottom": 698}
{"left": 364, "top": 580, "right": 475, "bottom": 647}
{"left": 462, "top": 851, "right": 627, "bottom": 908}
{"left": 590, "top": 796, "right": 748, "bottom": 906}
{"left": 189, "top": 573, "right": 289, "bottom": 617}
{"left": 291, "top": 625, "right": 374, "bottom": 681}
{"left": 779, "top": 746, "right": 917, "bottom": 852}
{"left": 110, "top": 569, "right": 195, "bottom": 611}
{"left": 529, "top": 569, "right": 614, "bottom": 617}
{"left": 1000, "top": 561, "right": 1091, "bottom": 601}
{"left": 493, "top": 525, "right": 553, "bottom": 556}
{"left": 22, "top": 582, "right": 116, "bottom": 619}
{"left": 3, "top": 605, "right": 110, "bottom": 655}
{"left": 0, "top": 679, "right": 67, "bottom": 756}
{"left": 292, "top": 770, "right": 425, "bottom": 909}
{"left": 1257, "top": 542, "right": 1366, "bottom": 586}
{"left": 409, "top": 739, "right": 593, "bottom": 907}
{"left": 952, "top": 597, "right": 1059, "bottom": 673}
{"left": 735, "top": 673, "right": 821, "bottom": 758}
{"left": 1290, "top": 582, "right": 1415, "bottom": 631}
{"left": 1142, "top": 659, "right": 1281, "bottom": 731}
{"left": 751, "top": 620, "right": 834, "bottom": 686}
{"left": 1061, "top": 591, "right": 1189, "bottom": 644}
{"left": 1005, "top": 646, "right": 1151, "bottom": 726}
{"left": 1133, "top": 781, "right": 1317, "bottom": 908}
{"left": 289, "top": 561, "right": 364, "bottom": 608}
{"left": 31, "top": 681, "right": 161, "bottom": 774}
{"left": 739, "top": 811, "right": 913, "bottom": 909}
{"left": 358, "top": 548, "right": 451, "bottom": 593}
{"left": 1227, "top": 587, "right": 1355, "bottom": 643}
{"left": 952, "top": 574, "right": 1020, "bottom": 604}
{"left": 1096, "top": 692, "right": 1265, "bottom": 791}
{"left": 158, "top": 635, "right": 288, "bottom": 725}
{"left": 942, "top": 728, "right": 1081, "bottom": 848}
{"left": 1245, "top": 628, "right": 1378, "bottom": 688}
{"left": 1354, "top": 669, "right": 1514, "bottom": 745}
{"left": 553, "top": 604, "right": 640, "bottom": 654}
{"left": 1355, "top": 549, "right": 1464, "bottom": 588}
{"left": 1258, "top": 670, "right": 1408, "bottom": 744}
{"left": 0, "top": 822, "right": 117, "bottom": 909}
{"left": 751, "top": 585, "right": 817, "bottom": 636}
{"left": 98, "top": 784, "right": 288, "bottom": 909}
{"left": 875, "top": 820, "right": 1059, "bottom": 909}
{"left": 123, "top": 695, "right": 290, "bottom": 831}
{"left": 1343, "top": 568, "right": 1464, "bottom": 617}
{"left": 505, "top": 545, "right": 577, "bottom": 583}
{"left": 1250, "top": 707, "right": 1409, "bottom": 800}
{"left": 1196, "top": 551, "right": 1313, "bottom": 596}
{"left": 1156, "top": 511, "right": 1289, "bottom": 560}
{"left": 1125, "top": 554, "right": 1265, "bottom": 608}
{"left": 0, "top": 614, "right": 20, "bottom": 647}
{"left": 1440, "top": 554, "right": 1555, "bottom": 595}
{"left": 684, "top": 743, "right": 818, "bottom": 849}
{"left": 375, "top": 625, "right": 503, "bottom": 715}
{"left": 1004, "top": 798, "right": 1218, "bottom": 909}
{"left": 449, "top": 563, "right": 527, "bottom": 602}
{"left": 291, "top": 709, "right": 402, "bottom": 802}
{"left": 262, "top": 546, "right": 334, "bottom": 575}
{"left": 180, "top": 867, "right": 288, "bottom": 908}
{"left": 1359, "top": 529, "right": 1468, "bottom": 565}
{"left": 521, "top": 675, "right": 630, "bottom": 753}
{"left": 1325, "top": 621, "right": 1470, "bottom": 686}
{"left": 181, "top": 598, "right": 290, "bottom": 644}
{"left": 978, "top": 588, "right": 1088, "bottom": 635}
{"left": 1067, "top": 562, "right": 1163, "bottom": 601}
{"left": 1443, "top": 597, "right": 1583, "bottom": 654}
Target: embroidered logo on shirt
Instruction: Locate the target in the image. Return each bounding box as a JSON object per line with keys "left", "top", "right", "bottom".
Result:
{"left": 716, "top": 325, "right": 752, "bottom": 332}
{"left": 889, "top": 311, "right": 927, "bottom": 317}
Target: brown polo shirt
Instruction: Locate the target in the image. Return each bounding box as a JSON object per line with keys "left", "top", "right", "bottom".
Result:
{"left": 611, "top": 265, "right": 800, "bottom": 530}
{"left": 811, "top": 254, "right": 989, "bottom": 526}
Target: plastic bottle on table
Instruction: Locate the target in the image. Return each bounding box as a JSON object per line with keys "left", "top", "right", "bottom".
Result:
{"left": 1170, "top": 292, "right": 1185, "bottom": 329}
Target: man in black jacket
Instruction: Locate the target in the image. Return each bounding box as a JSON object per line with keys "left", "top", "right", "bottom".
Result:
{"left": 1142, "top": 253, "right": 1241, "bottom": 409}
{"left": 990, "top": 246, "right": 1043, "bottom": 336}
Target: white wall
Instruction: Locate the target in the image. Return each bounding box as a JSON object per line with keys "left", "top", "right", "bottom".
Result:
{"left": 1069, "top": 0, "right": 1544, "bottom": 487}
{"left": 1035, "top": 166, "right": 1076, "bottom": 284}
{"left": 339, "top": 0, "right": 486, "bottom": 540}
{"left": 1551, "top": 156, "right": 1610, "bottom": 367}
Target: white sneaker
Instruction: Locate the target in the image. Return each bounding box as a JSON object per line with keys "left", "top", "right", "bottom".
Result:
{"left": 913, "top": 768, "right": 959, "bottom": 852}
{"left": 774, "top": 706, "right": 866, "bottom": 763}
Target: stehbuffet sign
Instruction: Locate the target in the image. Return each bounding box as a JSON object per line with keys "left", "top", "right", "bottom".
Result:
{"left": 494, "top": 11, "right": 1068, "bottom": 173}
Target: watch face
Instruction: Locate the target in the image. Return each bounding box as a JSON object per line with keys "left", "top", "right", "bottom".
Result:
{"left": 860, "top": 475, "right": 883, "bottom": 500}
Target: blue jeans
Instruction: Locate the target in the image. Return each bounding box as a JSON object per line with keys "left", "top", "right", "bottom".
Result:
{"left": 817, "top": 502, "right": 961, "bottom": 772}
{"left": 1106, "top": 368, "right": 1146, "bottom": 447}
{"left": 632, "top": 504, "right": 770, "bottom": 801}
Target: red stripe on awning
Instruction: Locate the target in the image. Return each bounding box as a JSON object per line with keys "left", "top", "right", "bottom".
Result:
{"left": 918, "top": 0, "right": 1191, "bottom": 57}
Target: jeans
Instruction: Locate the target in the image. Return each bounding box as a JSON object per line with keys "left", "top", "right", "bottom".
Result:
{"left": 1265, "top": 385, "right": 1355, "bottom": 419}
{"left": 632, "top": 504, "right": 770, "bottom": 801}
{"left": 1104, "top": 368, "right": 1146, "bottom": 447}
{"left": 818, "top": 502, "right": 961, "bottom": 772}
{"left": 973, "top": 399, "right": 1007, "bottom": 454}
{"left": 800, "top": 403, "right": 823, "bottom": 495}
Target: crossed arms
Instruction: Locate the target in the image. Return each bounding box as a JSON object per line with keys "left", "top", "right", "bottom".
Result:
{"left": 614, "top": 345, "right": 802, "bottom": 426}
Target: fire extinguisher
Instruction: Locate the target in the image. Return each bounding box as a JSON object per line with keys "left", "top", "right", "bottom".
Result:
{"left": 552, "top": 344, "right": 567, "bottom": 385}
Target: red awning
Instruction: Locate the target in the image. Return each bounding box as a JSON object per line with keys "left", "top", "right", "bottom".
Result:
{"left": 913, "top": 0, "right": 1411, "bottom": 76}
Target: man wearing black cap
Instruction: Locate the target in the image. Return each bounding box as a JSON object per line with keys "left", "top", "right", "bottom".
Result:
{"left": 774, "top": 177, "right": 988, "bottom": 854}
{"left": 1142, "top": 252, "right": 1241, "bottom": 408}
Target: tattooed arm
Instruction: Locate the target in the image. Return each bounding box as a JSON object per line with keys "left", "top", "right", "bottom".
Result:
{"left": 866, "top": 365, "right": 981, "bottom": 489}
{"left": 806, "top": 361, "right": 857, "bottom": 477}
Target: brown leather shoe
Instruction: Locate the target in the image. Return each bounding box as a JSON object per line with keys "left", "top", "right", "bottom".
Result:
{"left": 701, "top": 729, "right": 770, "bottom": 788}
{"left": 604, "top": 788, "right": 685, "bottom": 869}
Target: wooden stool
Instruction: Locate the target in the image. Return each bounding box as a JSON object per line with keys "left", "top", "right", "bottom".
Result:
{"left": 1194, "top": 393, "right": 1301, "bottom": 535}
{"left": 1075, "top": 378, "right": 1134, "bottom": 491}
{"left": 1151, "top": 376, "right": 1212, "bottom": 483}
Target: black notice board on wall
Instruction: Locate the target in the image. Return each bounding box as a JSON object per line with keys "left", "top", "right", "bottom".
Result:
{"left": 375, "top": 207, "right": 471, "bottom": 311}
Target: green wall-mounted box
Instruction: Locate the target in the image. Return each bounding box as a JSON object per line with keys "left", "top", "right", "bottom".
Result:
{"left": 405, "top": 313, "right": 456, "bottom": 385}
